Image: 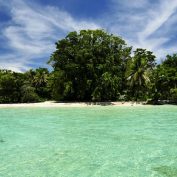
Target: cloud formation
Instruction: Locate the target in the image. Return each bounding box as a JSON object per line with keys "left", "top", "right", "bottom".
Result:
{"left": 0, "top": 0, "right": 100, "bottom": 72}
{"left": 0, "top": 0, "right": 177, "bottom": 71}
{"left": 105, "top": 0, "right": 177, "bottom": 60}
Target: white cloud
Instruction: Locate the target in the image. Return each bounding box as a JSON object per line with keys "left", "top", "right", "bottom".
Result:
{"left": 138, "top": 0, "right": 177, "bottom": 42}
{"left": 0, "top": 0, "right": 100, "bottom": 72}
{"left": 1, "top": 0, "right": 177, "bottom": 71}
{"left": 104, "top": 0, "right": 177, "bottom": 61}
{"left": 137, "top": 0, "right": 177, "bottom": 61}
{"left": 0, "top": 53, "right": 31, "bottom": 72}
{"left": 115, "top": 0, "right": 149, "bottom": 8}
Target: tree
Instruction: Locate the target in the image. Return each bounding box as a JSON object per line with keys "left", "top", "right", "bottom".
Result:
{"left": 33, "top": 68, "right": 50, "bottom": 99}
{"left": 24, "top": 68, "right": 51, "bottom": 100}
{"left": 0, "top": 68, "right": 51, "bottom": 103}
{"left": 152, "top": 54, "right": 177, "bottom": 102}
{"left": 49, "top": 29, "right": 132, "bottom": 101}
{"left": 126, "top": 48, "right": 156, "bottom": 101}
{"left": 0, "top": 70, "right": 24, "bottom": 103}
{"left": 20, "top": 84, "right": 40, "bottom": 103}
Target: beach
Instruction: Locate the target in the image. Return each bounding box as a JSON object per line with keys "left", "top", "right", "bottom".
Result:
{"left": 0, "top": 101, "right": 146, "bottom": 108}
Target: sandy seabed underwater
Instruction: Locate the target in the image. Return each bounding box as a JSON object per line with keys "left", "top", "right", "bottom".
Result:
{"left": 0, "top": 105, "right": 177, "bottom": 177}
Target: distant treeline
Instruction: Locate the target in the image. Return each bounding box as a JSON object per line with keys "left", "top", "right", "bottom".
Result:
{"left": 0, "top": 30, "right": 177, "bottom": 104}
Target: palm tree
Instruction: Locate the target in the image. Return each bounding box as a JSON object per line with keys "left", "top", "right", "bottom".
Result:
{"left": 33, "top": 68, "right": 50, "bottom": 99}
{"left": 126, "top": 49, "right": 155, "bottom": 101}
{"left": 33, "top": 68, "right": 49, "bottom": 88}
{"left": 24, "top": 68, "right": 50, "bottom": 99}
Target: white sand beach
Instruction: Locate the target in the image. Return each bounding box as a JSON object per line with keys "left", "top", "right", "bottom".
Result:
{"left": 0, "top": 101, "right": 146, "bottom": 108}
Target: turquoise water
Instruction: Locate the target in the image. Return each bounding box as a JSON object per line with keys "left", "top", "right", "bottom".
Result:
{"left": 0, "top": 106, "right": 177, "bottom": 177}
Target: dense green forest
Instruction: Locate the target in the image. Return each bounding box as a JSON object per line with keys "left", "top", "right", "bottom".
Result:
{"left": 0, "top": 30, "right": 177, "bottom": 104}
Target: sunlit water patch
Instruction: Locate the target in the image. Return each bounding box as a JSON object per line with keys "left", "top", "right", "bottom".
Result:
{"left": 0, "top": 106, "right": 177, "bottom": 177}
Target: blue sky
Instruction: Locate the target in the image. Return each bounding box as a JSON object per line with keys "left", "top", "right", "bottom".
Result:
{"left": 0, "top": 0, "right": 177, "bottom": 72}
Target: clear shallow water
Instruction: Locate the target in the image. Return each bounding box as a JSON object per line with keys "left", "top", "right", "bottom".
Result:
{"left": 0, "top": 106, "right": 177, "bottom": 177}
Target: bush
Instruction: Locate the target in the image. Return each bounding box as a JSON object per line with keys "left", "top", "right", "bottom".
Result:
{"left": 21, "top": 85, "right": 41, "bottom": 103}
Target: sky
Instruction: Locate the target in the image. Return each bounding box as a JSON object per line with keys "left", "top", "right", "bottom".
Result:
{"left": 0, "top": 0, "right": 177, "bottom": 72}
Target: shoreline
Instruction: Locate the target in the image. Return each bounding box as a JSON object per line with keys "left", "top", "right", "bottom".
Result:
{"left": 0, "top": 101, "right": 148, "bottom": 108}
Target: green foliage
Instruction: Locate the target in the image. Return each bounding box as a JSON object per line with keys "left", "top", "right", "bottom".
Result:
{"left": 0, "top": 68, "right": 51, "bottom": 103}
{"left": 0, "top": 70, "right": 24, "bottom": 103}
{"left": 152, "top": 54, "right": 177, "bottom": 102}
{"left": 126, "top": 48, "right": 156, "bottom": 101}
{"left": 49, "top": 29, "right": 132, "bottom": 101}
{"left": 0, "top": 30, "right": 177, "bottom": 104}
{"left": 21, "top": 85, "right": 40, "bottom": 103}
{"left": 91, "top": 72, "right": 121, "bottom": 101}
{"left": 25, "top": 68, "right": 51, "bottom": 99}
{"left": 170, "top": 88, "right": 177, "bottom": 101}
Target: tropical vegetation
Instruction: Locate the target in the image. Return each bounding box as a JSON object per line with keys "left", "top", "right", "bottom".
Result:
{"left": 0, "top": 29, "right": 177, "bottom": 104}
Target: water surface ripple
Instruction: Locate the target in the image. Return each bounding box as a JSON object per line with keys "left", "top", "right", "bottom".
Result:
{"left": 0, "top": 106, "right": 177, "bottom": 177}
